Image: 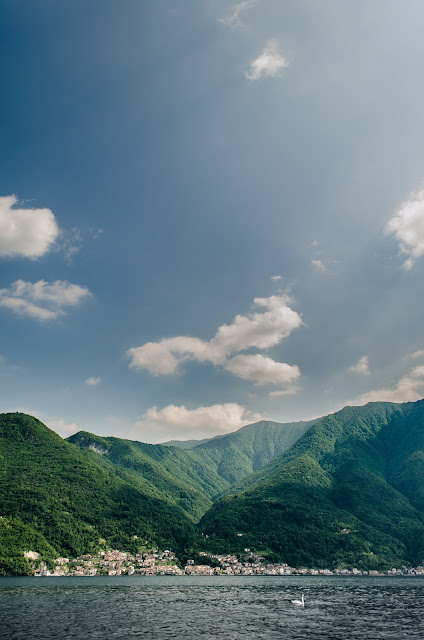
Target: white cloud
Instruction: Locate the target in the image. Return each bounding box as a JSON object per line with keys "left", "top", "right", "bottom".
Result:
{"left": 209, "top": 294, "right": 302, "bottom": 357}
{"left": 218, "top": 1, "right": 256, "bottom": 28}
{"left": 410, "top": 349, "right": 424, "bottom": 359}
{"left": 268, "top": 387, "right": 300, "bottom": 398}
{"left": 0, "top": 195, "right": 59, "bottom": 259}
{"left": 349, "top": 355, "right": 370, "bottom": 376}
{"left": 312, "top": 258, "right": 327, "bottom": 272}
{"left": 13, "top": 409, "right": 79, "bottom": 437}
{"left": 47, "top": 417, "right": 79, "bottom": 437}
{"left": 132, "top": 403, "right": 264, "bottom": 443}
{"left": 386, "top": 189, "right": 424, "bottom": 270}
{"left": 127, "top": 294, "right": 302, "bottom": 389}
{"left": 271, "top": 274, "right": 282, "bottom": 281}
{"left": 127, "top": 336, "right": 209, "bottom": 375}
{"left": 245, "top": 39, "right": 289, "bottom": 80}
{"left": 85, "top": 377, "right": 101, "bottom": 386}
{"left": 0, "top": 279, "right": 92, "bottom": 321}
{"left": 226, "top": 354, "right": 300, "bottom": 386}
{"left": 358, "top": 365, "right": 424, "bottom": 404}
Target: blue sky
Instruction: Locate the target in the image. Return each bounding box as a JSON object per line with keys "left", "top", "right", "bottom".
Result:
{"left": 2, "top": 0, "right": 424, "bottom": 442}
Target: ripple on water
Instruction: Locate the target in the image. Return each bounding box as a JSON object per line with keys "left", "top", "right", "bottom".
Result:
{"left": 1, "top": 575, "right": 424, "bottom": 639}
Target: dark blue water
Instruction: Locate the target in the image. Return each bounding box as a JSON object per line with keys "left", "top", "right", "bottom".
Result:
{"left": 1, "top": 575, "right": 424, "bottom": 639}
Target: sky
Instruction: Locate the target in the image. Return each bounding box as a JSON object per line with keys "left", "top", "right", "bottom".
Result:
{"left": 2, "top": 0, "right": 424, "bottom": 443}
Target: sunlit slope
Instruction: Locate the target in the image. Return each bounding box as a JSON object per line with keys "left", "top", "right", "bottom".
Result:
{"left": 0, "top": 413, "right": 198, "bottom": 570}
{"left": 200, "top": 401, "right": 424, "bottom": 569}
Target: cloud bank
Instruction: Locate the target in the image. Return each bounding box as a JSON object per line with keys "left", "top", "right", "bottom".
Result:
{"left": 386, "top": 189, "right": 424, "bottom": 270}
{"left": 0, "top": 195, "right": 59, "bottom": 259}
{"left": 132, "top": 403, "right": 264, "bottom": 443}
{"left": 245, "top": 40, "right": 289, "bottom": 80}
{"left": 358, "top": 365, "right": 424, "bottom": 404}
{"left": 127, "top": 294, "right": 302, "bottom": 388}
{"left": 0, "top": 279, "right": 92, "bottom": 321}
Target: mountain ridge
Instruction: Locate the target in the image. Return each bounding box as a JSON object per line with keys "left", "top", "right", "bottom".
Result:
{"left": 200, "top": 401, "right": 424, "bottom": 569}
{"left": 3, "top": 401, "right": 424, "bottom": 574}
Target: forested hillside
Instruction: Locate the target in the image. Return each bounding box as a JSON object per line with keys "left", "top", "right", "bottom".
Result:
{"left": 0, "top": 413, "right": 198, "bottom": 574}
{"left": 200, "top": 401, "right": 424, "bottom": 569}
{"left": 3, "top": 402, "right": 424, "bottom": 575}
{"left": 192, "top": 419, "right": 318, "bottom": 484}
{"left": 67, "top": 431, "right": 230, "bottom": 521}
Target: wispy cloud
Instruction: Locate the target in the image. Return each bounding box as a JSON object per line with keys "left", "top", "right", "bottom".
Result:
{"left": 57, "top": 227, "right": 83, "bottom": 264}
{"left": 312, "top": 258, "right": 327, "bottom": 272}
{"left": 89, "top": 227, "right": 104, "bottom": 240}
{"left": 127, "top": 294, "right": 302, "bottom": 389}
{"left": 0, "top": 195, "right": 59, "bottom": 259}
{"left": 268, "top": 386, "right": 301, "bottom": 398}
{"left": 386, "top": 188, "right": 424, "bottom": 270}
{"left": 245, "top": 39, "right": 289, "bottom": 80}
{"left": 218, "top": 1, "right": 257, "bottom": 29}
{"left": 0, "top": 279, "right": 92, "bottom": 321}
{"left": 132, "top": 403, "right": 264, "bottom": 443}
{"left": 271, "top": 274, "right": 282, "bottom": 281}
{"left": 349, "top": 355, "right": 370, "bottom": 376}
{"left": 85, "top": 376, "right": 101, "bottom": 386}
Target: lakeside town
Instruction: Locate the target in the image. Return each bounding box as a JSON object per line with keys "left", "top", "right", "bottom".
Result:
{"left": 24, "top": 548, "right": 424, "bottom": 578}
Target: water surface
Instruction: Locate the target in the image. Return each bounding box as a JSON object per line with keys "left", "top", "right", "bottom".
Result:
{"left": 1, "top": 575, "right": 423, "bottom": 639}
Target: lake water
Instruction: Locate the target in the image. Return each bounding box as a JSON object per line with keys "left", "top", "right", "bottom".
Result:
{"left": 1, "top": 575, "right": 424, "bottom": 639}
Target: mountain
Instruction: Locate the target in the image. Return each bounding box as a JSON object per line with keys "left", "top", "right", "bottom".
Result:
{"left": 68, "top": 420, "right": 317, "bottom": 505}
{"left": 190, "top": 419, "right": 319, "bottom": 484}
{"left": 200, "top": 401, "right": 424, "bottom": 570}
{"left": 0, "top": 413, "right": 199, "bottom": 574}
{"left": 67, "top": 431, "right": 230, "bottom": 520}
{"left": 0, "top": 413, "right": 318, "bottom": 575}
{"left": 5, "top": 402, "right": 424, "bottom": 574}
{"left": 161, "top": 437, "right": 217, "bottom": 449}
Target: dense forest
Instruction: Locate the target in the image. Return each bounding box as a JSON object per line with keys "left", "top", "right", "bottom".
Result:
{"left": 2, "top": 401, "right": 424, "bottom": 574}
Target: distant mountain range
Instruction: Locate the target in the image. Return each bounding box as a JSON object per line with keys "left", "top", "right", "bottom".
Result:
{"left": 2, "top": 401, "right": 424, "bottom": 574}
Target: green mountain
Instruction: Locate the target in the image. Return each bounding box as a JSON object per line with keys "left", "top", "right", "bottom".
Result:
{"left": 0, "top": 413, "right": 316, "bottom": 575}
{"left": 200, "top": 401, "right": 424, "bottom": 570}
{"left": 0, "top": 413, "right": 199, "bottom": 574}
{"left": 68, "top": 420, "right": 316, "bottom": 506}
{"left": 161, "top": 437, "right": 217, "bottom": 449}
{"left": 192, "top": 419, "right": 319, "bottom": 484}
{"left": 67, "top": 431, "right": 230, "bottom": 521}
{"left": 5, "top": 402, "right": 424, "bottom": 574}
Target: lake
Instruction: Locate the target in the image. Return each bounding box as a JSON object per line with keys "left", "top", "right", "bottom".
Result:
{"left": 1, "top": 575, "right": 424, "bottom": 639}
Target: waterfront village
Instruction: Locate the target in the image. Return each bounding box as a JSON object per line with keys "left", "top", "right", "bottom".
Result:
{"left": 24, "top": 549, "right": 424, "bottom": 578}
